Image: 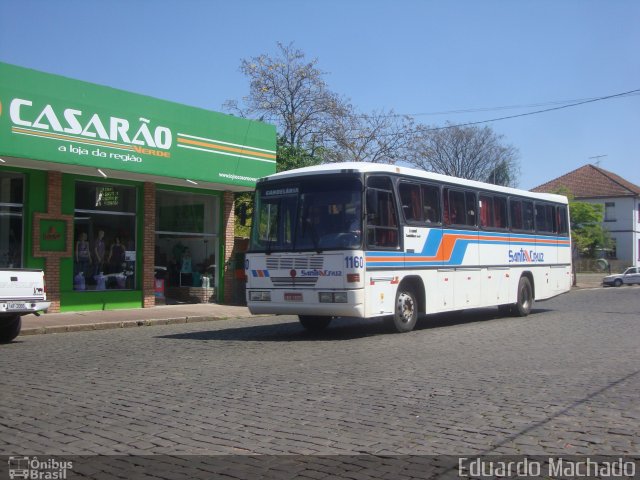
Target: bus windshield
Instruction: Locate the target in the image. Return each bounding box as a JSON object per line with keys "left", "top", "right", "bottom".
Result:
{"left": 250, "top": 176, "right": 363, "bottom": 252}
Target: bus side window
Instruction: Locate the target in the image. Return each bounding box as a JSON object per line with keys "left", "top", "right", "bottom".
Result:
{"left": 510, "top": 199, "right": 523, "bottom": 230}
{"left": 399, "top": 182, "right": 421, "bottom": 222}
{"left": 479, "top": 194, "right": 493, "bottom": 227}
{"left": 465, "top": 192, "right": 477, "bottom": 226}
{"left": 522, "top": 201, "right": 534, "bottom": 231}
{"left": 535, "top": 203, "right": 556, "bottom": 233}
{"left": 442, "top": 188, "right": 451, "bottom": 224}
{"left": 494, "top": 196, "right": 507, "bottom": 229}
{"left": 422, "top": 184, "right": 440, "bottom": 223}
{"left": 557, "top": 206, "right": 568, "bottom": 235}
{"left": 449, "top": 190, "right": 466, "bottom": 225}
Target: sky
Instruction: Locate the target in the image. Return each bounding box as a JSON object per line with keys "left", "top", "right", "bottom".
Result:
{"left": 1, "top": 0, "right": 638, "bottom": 190}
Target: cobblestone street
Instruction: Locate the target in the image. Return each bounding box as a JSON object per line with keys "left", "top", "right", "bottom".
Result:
{"left": 1, "top": 287, "right": 639, "bottom": 457}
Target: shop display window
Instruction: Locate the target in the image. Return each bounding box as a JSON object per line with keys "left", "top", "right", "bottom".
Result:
{"left": 73, "top": 182, "right": 137, "bottom": 291}
{"left": 155, "top": 190, "right": 219, "bottom": 295}
{"left": 0, "top": 172, "right": 24, "bottom": 268}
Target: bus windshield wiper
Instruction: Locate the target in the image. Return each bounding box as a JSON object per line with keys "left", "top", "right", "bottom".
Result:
{"left": 265, "top": 235, "right": 274, "bottom": 255}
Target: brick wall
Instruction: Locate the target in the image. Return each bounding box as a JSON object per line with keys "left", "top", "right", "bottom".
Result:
{"left": 222, "top": 191, "right": 235, "bottom": 304}
{"left": 44, "top": 171, "right": 62, "bottom": 313}
{"left": 143, "top": 182, "right": 156, "bottom": 308}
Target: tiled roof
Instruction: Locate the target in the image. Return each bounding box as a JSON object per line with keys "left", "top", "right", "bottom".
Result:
{"left": 531, "top": 164, "right": 640, "bottom": 198}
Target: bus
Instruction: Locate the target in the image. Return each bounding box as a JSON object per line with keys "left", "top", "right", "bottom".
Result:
{"left": 245, "top": 162, "right": 572, "bottom": 333}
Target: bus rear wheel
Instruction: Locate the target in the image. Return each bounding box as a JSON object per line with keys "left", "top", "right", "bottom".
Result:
{"left": 387, "top": 286, "right": 418, "bottom": 333}
{"left": 298, "top": 315, "right": 332, "bottom": 331}
{"left": 514, "top": 276, "right": 534, "bottom": 317}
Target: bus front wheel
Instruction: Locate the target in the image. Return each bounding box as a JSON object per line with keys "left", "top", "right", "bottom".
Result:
{"left": 298, "top": 315, "right": 332, "bottom": 331}
{"left": 387, "top": 286, "right": 418, "bottom": 333}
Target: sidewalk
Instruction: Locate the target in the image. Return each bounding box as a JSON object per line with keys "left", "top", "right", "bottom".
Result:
{"left": 20, "top": 303, "right": 253, "bottom": 336}
{"left": 573, "top": 272, "right": 604, "bottom": 289}
{"left": 17, "top": 273, "right": 604, "bottom": 337}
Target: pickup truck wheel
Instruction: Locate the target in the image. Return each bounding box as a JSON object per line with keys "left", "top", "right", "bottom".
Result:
{"left": 0, "top": 315, "right": 22, "bottom": 343}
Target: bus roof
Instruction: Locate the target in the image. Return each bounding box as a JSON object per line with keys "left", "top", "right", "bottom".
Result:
{"left": 259, "top": 162, "right": 568, "bottom": 204}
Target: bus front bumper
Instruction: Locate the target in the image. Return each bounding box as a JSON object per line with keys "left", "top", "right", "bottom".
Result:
{"left": 247, "top": 289, "right": 365, "bottom": 317}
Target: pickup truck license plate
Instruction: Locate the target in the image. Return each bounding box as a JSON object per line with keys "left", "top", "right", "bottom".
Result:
{"left": 7, "top": 303, "right": 26, "bottom": 310}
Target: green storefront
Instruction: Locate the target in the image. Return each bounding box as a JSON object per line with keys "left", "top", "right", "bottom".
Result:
{"left": 0, "top": 62, "right": 276, "bottom": 312}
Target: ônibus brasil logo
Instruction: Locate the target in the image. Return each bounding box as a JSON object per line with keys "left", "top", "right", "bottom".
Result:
{"left": 7, "top": 456, "right": 73, "bottom": 479}
{"left": 9, "top": 97, "right": 172, "bottom": 158}
{"left": 509, "top": 248, "right": 545, "bottom": 263}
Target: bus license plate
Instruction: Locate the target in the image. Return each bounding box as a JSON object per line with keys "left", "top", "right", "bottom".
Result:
{"left": 284, "top": 293, "right": 303, "bottom": 302}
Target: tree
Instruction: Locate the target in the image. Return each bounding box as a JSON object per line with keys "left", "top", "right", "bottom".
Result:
{"left": 224, "top": 42, "right": 348, "bottom": 153}
{"left": 553, "top": 187, "right": 611, "bottom": 258}
{"left": 227, "top": 43, "right": 415, "bottom": 166}
{"left": 407, "top": 123, "right": 520, "bottom": 186}
{"left": 323, "top": 107, "right": 415, "bottom": 164}
{"left": 568, "top": 201, "right": 611, "bottom": 258}
{"left": 276, "top": 137, "right": 323, "bottom": 172}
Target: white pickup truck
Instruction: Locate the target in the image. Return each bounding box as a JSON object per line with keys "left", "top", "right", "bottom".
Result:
{"left": 0, "top": 269, "right": 50, "bottom": 342}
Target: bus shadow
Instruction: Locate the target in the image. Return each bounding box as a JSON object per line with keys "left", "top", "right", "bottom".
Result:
{"left": 157, "top": 307, "right": 551, "bottom": 342}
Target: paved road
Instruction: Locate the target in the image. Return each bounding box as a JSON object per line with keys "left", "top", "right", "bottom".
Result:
{"left": 1, "top": 287, "right": 639, "bottom": 457}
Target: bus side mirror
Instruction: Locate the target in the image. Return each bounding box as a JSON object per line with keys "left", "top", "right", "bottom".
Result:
{"left": 239, "top": 204, "right": 248, "bottom": 226}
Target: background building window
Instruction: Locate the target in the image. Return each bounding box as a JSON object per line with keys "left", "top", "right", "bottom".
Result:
{"left": 604, "top": 202, "right": 616, "bottom": 222}
{"left": 0, "top": 172, "right": 24, "bottom": 268}
{"left": 155, "top": 190, "right": 219, "bottom": 292}
{"left": 74, "top": 182, "right": 137, "bottom": 291}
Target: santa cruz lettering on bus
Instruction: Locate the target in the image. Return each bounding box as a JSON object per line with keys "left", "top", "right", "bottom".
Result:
{"left": 300, "top": 269, "right": 343, "bottom": 277}
{"left": 509, "top": 248, "right": 545, "bottom": 263}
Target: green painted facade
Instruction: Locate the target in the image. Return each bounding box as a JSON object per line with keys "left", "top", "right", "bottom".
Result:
{"left": 0, "top": 62, "right": 276, "bottom": 312}
{"left": 0, "top": 62, "right": 276, "bottom": 186}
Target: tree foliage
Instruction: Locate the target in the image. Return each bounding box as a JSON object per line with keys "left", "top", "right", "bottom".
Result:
{"left": 224, "top": 42, "right": 347, "bottom": 153}
{"left": 569, "top": 201, "right": 611, "bottom": 258}
{"left": 227, "top": 43, "right": 416, "bottom": 166}
{"left": 276, "top": 137, "right": 323, "bottom": 172}
{"left": 323, "top": 108, "right": 414, "bottom": 164}
{"left": 553, "top": 187, "right": 611, "bottom": 258}
{"left": 408, "top": 123, "right": 520, "bottom": 186}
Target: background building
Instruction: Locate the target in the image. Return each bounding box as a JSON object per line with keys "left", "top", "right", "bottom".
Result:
{"left": 532, "top": 164, "right": 640, "bottom": 269}
{"left": 0, "top": 62, "right": 276, "bottom": 312}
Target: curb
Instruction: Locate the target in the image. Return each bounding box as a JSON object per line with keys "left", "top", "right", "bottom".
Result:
{"left": 19, "top": 315, "right": 234, "bottom": 336}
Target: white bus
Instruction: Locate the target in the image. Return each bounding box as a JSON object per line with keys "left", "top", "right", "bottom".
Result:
{"left": 245, "top": 163, "right": 572, "bottom": 333}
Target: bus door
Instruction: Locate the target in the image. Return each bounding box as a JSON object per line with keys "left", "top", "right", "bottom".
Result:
{"left": 365, "top": 176, "right": 401, "bottom": 316}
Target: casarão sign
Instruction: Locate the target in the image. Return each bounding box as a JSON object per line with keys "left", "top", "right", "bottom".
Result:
{"left": 0, "top": 62, "right": 276, "bottom": 187}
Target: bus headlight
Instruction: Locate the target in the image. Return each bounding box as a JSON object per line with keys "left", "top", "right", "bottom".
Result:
{"left": 319, "top": 292, "right": 332, "bottom": 303}
{"left": 319, "top": 292, "right": 347, "bottom": 303}
{"left": 333, "top": 292, "right": 348, "bottom": 303}
{"left": 249, "top": 291, "right": 271, "bottom": 301}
